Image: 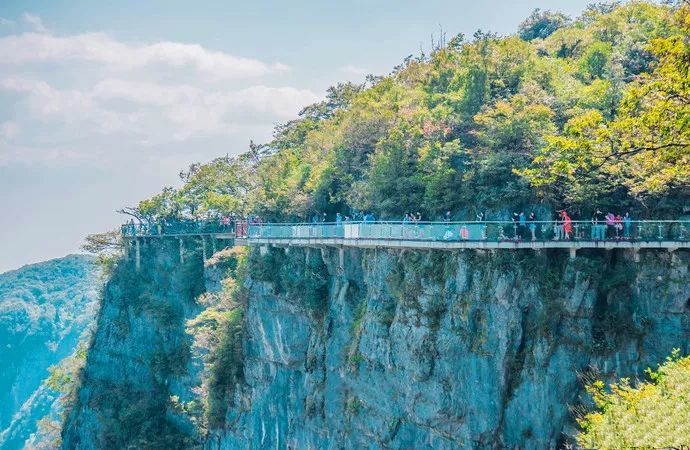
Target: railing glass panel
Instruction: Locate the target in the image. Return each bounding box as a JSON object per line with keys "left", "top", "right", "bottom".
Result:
{"left": 122, "top": 220, "right": 690, "bottom": 242}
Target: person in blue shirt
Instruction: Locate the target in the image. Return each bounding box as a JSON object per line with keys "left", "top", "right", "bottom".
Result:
{"left": 623, "top": 211, "right": 632, "bottom": 238}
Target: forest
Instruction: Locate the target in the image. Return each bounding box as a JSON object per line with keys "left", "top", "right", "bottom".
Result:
{"left": 124, "top": 1, "right": 688, "bottom": 224}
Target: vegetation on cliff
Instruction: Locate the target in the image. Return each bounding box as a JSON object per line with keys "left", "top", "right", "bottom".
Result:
{"left": 124, "top": 1, "right": 688, "bottom": 223}
{"left": 185, "top": 247, "right": 249, "bottom": 432}
{"left": 577, "top": 349, "right": 690, "bottom": 447}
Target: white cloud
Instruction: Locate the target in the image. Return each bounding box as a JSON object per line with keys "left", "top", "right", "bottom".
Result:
{"left": 0, "top": 75, "right": 320, "bottom": 159}
{"left": 0, "top": 31, "right": 289, "bottom": 79}
{"left": 23, "top": 13, "right": 47, "bottom": 33}
{"left": 0, "top": 18, "right": 320, "bottom": 169}
{"left": 0, "top": 18, "right": 13, "bottom": 26}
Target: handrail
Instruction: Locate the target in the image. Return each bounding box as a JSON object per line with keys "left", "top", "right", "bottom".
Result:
{"left": 121, "top": 219, "right": 690, "bottom": 243}
{"left": 247, "top": 220, "right": 690, "bottom": 225}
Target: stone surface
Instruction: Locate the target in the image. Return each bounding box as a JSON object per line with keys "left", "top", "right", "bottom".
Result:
{"left": 63, "top": 243, "right": 690, "bottom": 449}
{"left": 213, "top": 247, "right": 690, "bottom": 449}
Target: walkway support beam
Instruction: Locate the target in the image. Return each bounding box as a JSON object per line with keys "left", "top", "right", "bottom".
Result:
{"left": 135, "top": 238, "right": 141, "bottom": 271}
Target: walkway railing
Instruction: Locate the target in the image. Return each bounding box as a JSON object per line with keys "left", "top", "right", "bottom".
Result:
{"left": 246, "top": 220, "right": 690, "bottom": 242}
{"left": 121, "top": 220, "right": 236, "bottom": 237}
{"left": 121, "top": 220, "right": 690, "bottom": 243}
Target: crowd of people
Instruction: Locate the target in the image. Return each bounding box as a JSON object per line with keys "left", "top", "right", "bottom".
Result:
{"left": 306, "top": 208, "right": 636, "bottom": 242}
{"left": 124, "top": 208, "right": 639, "bottom": 242}
{"left": 506, "top": 209, "right": 634, "bottom": 241}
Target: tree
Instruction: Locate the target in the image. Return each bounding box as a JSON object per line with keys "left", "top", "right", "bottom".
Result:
{"left": 577, "top": 349, "right": 690, "bottom": 447}
{"left": 520, "top": 2, "right": 690, "bottom": 208}
{"left": 518, "top": 9, "right": 571, "bottom": 41}
{"left": 81, "top": 230, "right": 122, "bottom": 255}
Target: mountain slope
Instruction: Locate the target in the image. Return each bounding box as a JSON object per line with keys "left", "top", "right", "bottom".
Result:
{"left": 0, "top": 255, "right": 100, "bottom": 449}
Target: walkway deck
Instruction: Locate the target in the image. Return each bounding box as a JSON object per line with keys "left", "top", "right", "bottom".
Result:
{"left": 122, "top": 220, "right": 690, "bottom": 261}
{"left": 247, "top": 236, "right": 690, "bottom": 251}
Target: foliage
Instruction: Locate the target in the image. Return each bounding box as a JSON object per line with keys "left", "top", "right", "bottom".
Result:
{"left": 0, "top": 255, "right": 100, "bottom": 450}
{"left": 81, "top": 230, "right": 123, "bottom": 274}
{"left": 520, "top": 1, "right": 689, "bottom": 209}
{"left": 518, "top": 9, "right": 571, "bottom": 41}
{"left": 577, "top": 349, "right": 690, "bottom": 447}
{"left": 185, "top": 247, "right": 249, "bottom": 432}
{"left": 46, "top": 341, "right": 89, "bottom": 417}
{"left": 345, "top": 395, "right": 363, "bottom": 416}
{"left": 124, "top": 2, "right": 687, "bottom": 222}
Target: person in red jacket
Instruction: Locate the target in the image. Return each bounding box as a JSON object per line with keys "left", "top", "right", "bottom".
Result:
{"left": 562, "top": 211, "right": 573, "bottom": 240}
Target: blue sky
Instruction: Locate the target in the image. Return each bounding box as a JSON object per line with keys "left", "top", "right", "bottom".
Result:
{"left": 0, "top": 0, "right": 595, "bottom": 272}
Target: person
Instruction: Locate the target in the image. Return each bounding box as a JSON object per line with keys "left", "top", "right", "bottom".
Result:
{"left": 562, "top": 211, "right": 572, "bottom": 240}
{"left": 403, "top": 213, "right": 410, "bottom": 224}
{"left": 512, "top": 212, "right": 520, "bottom": 240}
{"left": 551, "top": 212, "right": 560, "bottom": 240}
{"left": 415, "top": 212, "right": 422, "bottom": 223}
{"left": 592, "top": 209, "right": 605, "bottom": 240}
{"left": 312, "top": 213, "right": 320, "bottom": 224}
{"left": 476, "top": 211, "right": 486, "bottom": 240}
{"left": 322, "top": 213, "right": 327, "bottom": 223}
{"left": 623, "top": 211, "right": 632, "bottom": 238}
{"left": 518, "top": 211, "right": 527, "bottom": 240}
{"left": 614, "top": 214, "right": 623, "bottom": 238}
{"left": 605, "top": 212, "right": 616, "bottom": 239}
{"left": 528, "top": 212, "right": 537, "bottom": 241}
{"left": 444, "top": 211, "right": 451, "bottom": 223}
{"left": 336, "top": 213, "right": 343, "bottom": 224}
{"left": 460, "top": 225, "right": 469, "bottom": 240}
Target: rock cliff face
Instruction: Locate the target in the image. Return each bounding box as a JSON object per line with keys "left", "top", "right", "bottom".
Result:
{"left": 0, "top": 255, "right": 99, "bottom": 450}
{"left": 62, "top": 239, "right": 205, "bottom": 449}
{"left": 62, "top": 242, "right": 690, "bottom": 449}
{"left": 214, "top": 246, "right": 690, "bottom": 449}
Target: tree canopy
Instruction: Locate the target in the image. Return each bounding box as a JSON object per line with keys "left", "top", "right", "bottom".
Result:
{"left": 128, "top": 1, "right": 689, "bottom": 222}
{"left": 577, "top": 349, "right": 690, "bottom": 447}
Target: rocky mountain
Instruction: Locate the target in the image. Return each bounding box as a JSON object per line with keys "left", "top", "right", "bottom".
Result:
{"left": 61, "top": 242, "right": 690, "bottom": 448}
{"left": 0, "top": 255, "right": 100, "bottom": 449}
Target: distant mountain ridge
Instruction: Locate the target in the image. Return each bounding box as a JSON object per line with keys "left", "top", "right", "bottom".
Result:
{"left": 0, "top": 254, "right": 100, "bottom": 450}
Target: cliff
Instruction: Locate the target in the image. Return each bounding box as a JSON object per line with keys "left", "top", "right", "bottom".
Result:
{"left": 61, "top": 242, "right": 690, "bottom": 448}
{"left": 61, "top": 239, "right": 205, "bottom": 449}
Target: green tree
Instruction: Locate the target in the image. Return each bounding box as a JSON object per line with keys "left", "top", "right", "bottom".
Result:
{"left": 518, "top": 9, "right": 570, "bottom": 41}
{"left": 577, "top": 349, "right": 690, "bottom": 447}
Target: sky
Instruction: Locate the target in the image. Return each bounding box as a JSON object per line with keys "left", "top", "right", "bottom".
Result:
{"left": 0, "top": 0, "right": 596, "bottom": 273}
